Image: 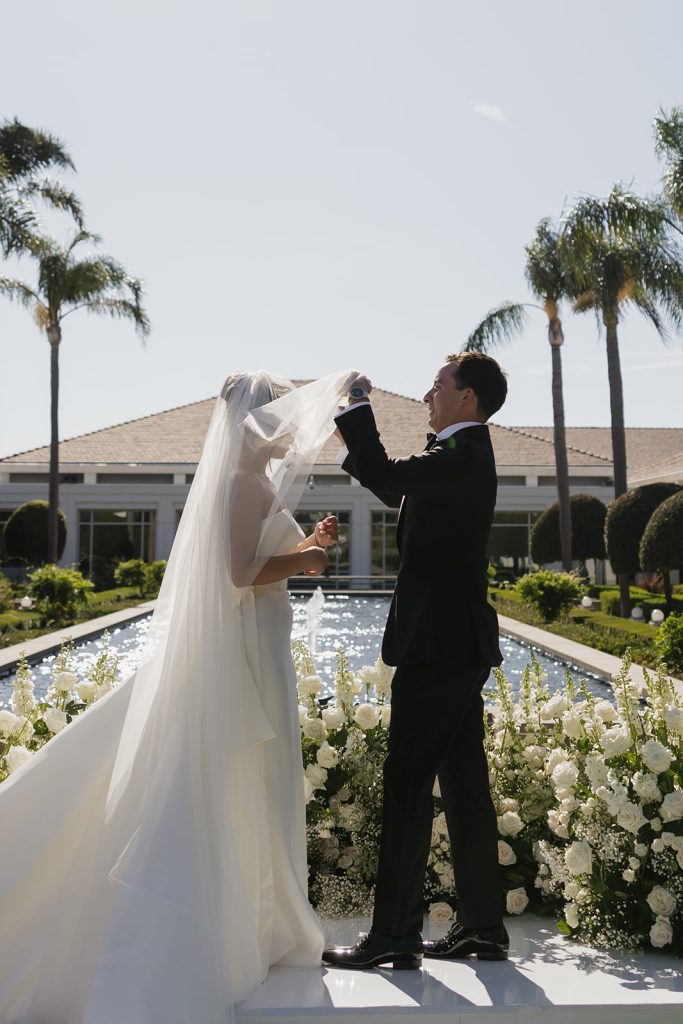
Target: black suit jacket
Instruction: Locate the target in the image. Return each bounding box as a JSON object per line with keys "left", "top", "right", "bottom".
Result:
{"left": 337, "top": 404, "right": 502, "bottom": 669}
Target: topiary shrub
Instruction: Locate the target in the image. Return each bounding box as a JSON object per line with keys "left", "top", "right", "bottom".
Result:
{"left": 654, "top": 613, "right": 683, "bottom": 677}
{"left": 28, "top": 564, "right": 93, "bottom": 624}
{"left": 3, "top": 500, "right": 67, "bottom": 565}
{"left": 531, "top": 494, "right": 607, "bottom": 566}
{"left": 515, "top": 570, "right": 583, "bottom": 622}
{"left": 0, "top": 572, "right": 13, "bottom": 612}
{"left": 605, "top": 483, "right": 682, "bottom": 576}
{"left": 143, "top": 560, "right": 167, "bottom": 595}
{"left": 114, "top": 558, "right": 148, "bottom": 592}
{"left": 640, "top": 490, "right": 683, "bottom": 606}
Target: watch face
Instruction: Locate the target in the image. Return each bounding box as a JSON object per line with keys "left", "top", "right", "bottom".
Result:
{"left": 349, "top": 386, "right": 367, "bottom": 399}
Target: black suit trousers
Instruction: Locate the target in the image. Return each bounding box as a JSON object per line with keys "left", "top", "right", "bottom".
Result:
{"left": 372, "top": 659, "right": 502, "bottom": 936}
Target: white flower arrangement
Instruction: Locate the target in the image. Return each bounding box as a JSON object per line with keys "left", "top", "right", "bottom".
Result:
{"left": 2, "top": 633, "right": 682, "bottom": 957}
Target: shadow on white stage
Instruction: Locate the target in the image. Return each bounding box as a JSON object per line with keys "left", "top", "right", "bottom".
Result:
{"left": 237, "top": 916, "right": 683, "bottom": 1024}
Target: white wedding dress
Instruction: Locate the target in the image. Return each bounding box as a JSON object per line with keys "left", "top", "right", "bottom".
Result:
{"left": 0, "top": 370, "right": 354, "bottom": 1024}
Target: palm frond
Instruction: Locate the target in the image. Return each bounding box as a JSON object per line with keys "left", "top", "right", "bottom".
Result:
{"left": 466, "top": 302, "right": 528, "bottom": 352}
{"left": 525, "top": 217, "right": 564, "bottom": 299}
{"left": 80, "top": 296, "right": 151, "bottom": 338}
{"left": 561, "top": 187, "right": 668, "bottom": 251}
{"left": 0, "top": 277, "right": 39, "bottom": 308}
{"left": 0, "top": 119, "right": 75, "bottom": 180}
{"left": 18, "top": 177, "right": 84, "bottom": 227}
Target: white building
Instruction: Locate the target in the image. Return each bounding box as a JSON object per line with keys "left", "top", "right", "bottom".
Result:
{"left": 2, "top": 385, "right": 682, "bottom": 586}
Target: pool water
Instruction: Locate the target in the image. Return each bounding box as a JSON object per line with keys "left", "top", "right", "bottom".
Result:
{"left": 0, "top": 592, "right": 609, "bottom": 706}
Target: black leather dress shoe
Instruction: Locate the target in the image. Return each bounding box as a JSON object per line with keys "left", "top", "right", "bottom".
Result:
{"left": 322, "top": 928, "right": 423, "bottom": 970}
{"left": 423, "top": 922, "right": 509, "bottom": 961}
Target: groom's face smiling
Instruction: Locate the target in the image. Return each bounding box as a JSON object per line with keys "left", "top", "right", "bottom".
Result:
{"left": 423, "top": 364, "right": 478, "bottom": 434}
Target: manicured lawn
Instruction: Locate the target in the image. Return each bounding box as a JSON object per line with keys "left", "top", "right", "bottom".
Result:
{"left": 0, "top": 586, "right": 151, "bottom": 649}
{"left": 490, "top": 587, "right": 660, "bottom": 668}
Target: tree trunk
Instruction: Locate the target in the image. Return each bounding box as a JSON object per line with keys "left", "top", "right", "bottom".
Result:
{"left": 663, "top": 570, "right": 672, "bottom": 607}
{"left": 549, "top": 317, "right": 572, "bottom": 572}
{"left": 47, "top": 322, "right": 61, "bottom": 564}
{"left": 604, "top": 312, "right": 630, "bottom": 616}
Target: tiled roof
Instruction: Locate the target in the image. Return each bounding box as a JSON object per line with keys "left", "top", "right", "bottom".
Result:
{"left": 2, "top": 385, "right": 682, "bottom": 476}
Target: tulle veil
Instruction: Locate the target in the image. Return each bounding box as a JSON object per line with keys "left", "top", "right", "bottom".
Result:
{"left": 0, "top": 369, "right": 356, "bottom": 1024}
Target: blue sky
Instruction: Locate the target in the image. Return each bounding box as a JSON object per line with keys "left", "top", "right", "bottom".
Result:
{"left": 2, "top": 0, "right": 683, "bottom": 458}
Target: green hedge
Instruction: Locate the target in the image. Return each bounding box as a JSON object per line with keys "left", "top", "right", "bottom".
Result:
{"left": 605, "top": 483, "right": 682, "bottom": 575}
{"left": 3, "top": 500, "right": 67, "bottom": 565}
{"left": 531, "top": 493, "right": 606, "bottom": 564}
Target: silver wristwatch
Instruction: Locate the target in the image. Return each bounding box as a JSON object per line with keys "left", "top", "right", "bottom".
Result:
{"left": 349, "top": 386, "right": 369, "bottom": 400}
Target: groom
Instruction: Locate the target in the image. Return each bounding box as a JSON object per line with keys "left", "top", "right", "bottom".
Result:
{"left": 322, "top": 352, "right": 509, "bottom": 971}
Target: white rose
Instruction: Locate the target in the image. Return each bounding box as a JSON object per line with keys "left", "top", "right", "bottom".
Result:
{"left": 561, "top": 712, "right": 584, "bottom": 740}
{"left": 297, "top": 674, "right": 322, "bottom": 698}
{"left": 505, "top": 887, "right": 529, "bottom": 915}
{"left": 628, "top": 856, "right": 640, "bottom": 870}
{"left": 565, "top": 840, "right": 593, "bottom": 876}
{"left": 615, "top": 802, "right": 648, "bottom": 835}
{"left": 43, "top": 707, "right": 68, "bottom": 734}
{"left": 498, "top": 840, "right": 517, "bottom": 866}
{"left": 646, "top": 886, "right": 677, "bottom": 917}
{"left": 635, "top": 843, "right": 648, "bottom": 857}
{"left": 551, "top": 760, "right": 579, "bottom": 790}
{"left": 303, "top": 775, "right": 315, "bottom": 804}
{"left": 0, "top": 710, "right": 21, "bottom": 737}
{"left": 75, "top": 680, "right": 98, "bottom": 703}
{"left": 640, "top": 740, "right": 673, "bottom": 775}
{"left": 664, "top": 706, "right": 683, "bottom": 734}
{"left": 565, "top": 903, "right": 579, "bottom": 928}
{"left": 316, "top": 741, "right": 339, "bottom": 769}
{"left": 379, "top": 705, "right": 391, "bottom": 729}
{"left": 622, "top": 869, "right": 636, "bottom": 883}
{"left": 652, "top": 838, "right": 665, "bottom": 853}
{"left": 321, "top": 705, "right": 345, "bottom": 730}
{"left": 584, "top": 755, "right": 609, "bottom": 792}
{"left": 6, "top": 744, "right": 33, "bottom": 773}
{"left": 545, "top": 747, "right": 568, "bottom": 774}
{"left": 428, "top": 901, "right": 454, "bottom": 923}
{"left": 540, "top": 694, "right": 570, "bottom": 720}
{"left": 660, "top": 790, "right": 683, "bottom": 823}
{"left": 594, "top": 700, "right": 619, "bottom": 724}
{"left": 498, "top": 811, "right": 524, "bottom": 836}
{"left": 52, "top": 670, "right": 77, "bottom": 694}
{"left": 302, "top": 716, "right": 327, "bottom": 743}
{"left": 650, "top": 917, "right": 674, "bottom": 948}
{"left": 601, "top": 726, "right": 632, "bottom": 759}
{"left": 499, "top": 798, "right": 519, "bottom": 813}
{"left": 353, "top": 703, "right": 380, "bottom": 731}
{"left": 677, "top": 850, "right": 683, "bottom": 870}
{"left": 305, "top": 763, "right": 328, "bottom": 790}
{"left": 522, "top": 745, "right": 546, "bottom": 765}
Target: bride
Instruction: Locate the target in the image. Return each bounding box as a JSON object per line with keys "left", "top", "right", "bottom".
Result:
{"left": 0, "top": 369, "right": 356, "bottom": 1023}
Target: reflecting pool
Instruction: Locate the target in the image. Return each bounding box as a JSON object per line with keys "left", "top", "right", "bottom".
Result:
{"left": 0, "top": 592, "right": 609, "bottom": 706}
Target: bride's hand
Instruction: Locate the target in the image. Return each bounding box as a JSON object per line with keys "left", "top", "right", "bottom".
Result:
{"left": 314, "top": 516, "right": 339, "bottom": 548}
{"left": 302, "top": 546, "right": 329, "bottom": 576}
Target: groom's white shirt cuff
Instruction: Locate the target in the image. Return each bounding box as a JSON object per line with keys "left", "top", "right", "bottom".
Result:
{"left": 334, "top": 401, "right": 370, "bottom": 464}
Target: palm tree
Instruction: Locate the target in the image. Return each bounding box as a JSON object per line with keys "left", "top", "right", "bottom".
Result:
{"left": 654, "top": 106, "right": 683, "bottom": 225}
{"left": 0, "top": 231, "right": 150, "bottom": 562}
{"left": 560, "top": 186, "right": 683, "bottom": 614}
{"left": 0, "top": 118, "right": 83, "bottom": 255}
{"left": 466, "top": 218, "right": 574, "bottom": 571}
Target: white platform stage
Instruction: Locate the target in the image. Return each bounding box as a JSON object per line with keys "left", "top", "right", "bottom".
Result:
{"left": 237, "top": 916, "right": 683, "bottom": 1024}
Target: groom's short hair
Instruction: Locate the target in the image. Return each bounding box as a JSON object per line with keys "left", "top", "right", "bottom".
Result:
{"left": 446, "top": 352, "right": 507, "bottom": 420}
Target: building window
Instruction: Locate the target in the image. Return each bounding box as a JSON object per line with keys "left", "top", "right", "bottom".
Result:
{"left": 497, "top": 476, "right": 526, "bottom": 486}
{"left": 487, "top": 512, "right": 540, "bottom": 579}
{"left": 293, "top": 510, "right": 351, "bottom": 587}
{"left": 96, "top": 473, "right": 174, "bottom": 484}
{"left": 79, "top": 509, "right": 156, "bottom": 583}
{"left": 371, "top": 510, "right": 399, "bottom": 588}
{"left": 8, "top": 473, "right": 84, "bottom": 484}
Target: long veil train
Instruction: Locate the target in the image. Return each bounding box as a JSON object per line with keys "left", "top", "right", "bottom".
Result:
{"left": 0, "top": 370, "right": 355, "bottom": 1024}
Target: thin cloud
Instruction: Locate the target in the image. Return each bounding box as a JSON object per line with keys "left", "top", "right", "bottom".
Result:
{"left": 474, "top": 102, "right": 506, "bottom": 121}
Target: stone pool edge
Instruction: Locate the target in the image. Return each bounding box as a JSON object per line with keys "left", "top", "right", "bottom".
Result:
{"left": 0, "top": 600, "right": 158, "bottom": 676}
{"left": 1, "top": 602, "right": 681, "bottom": 700}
